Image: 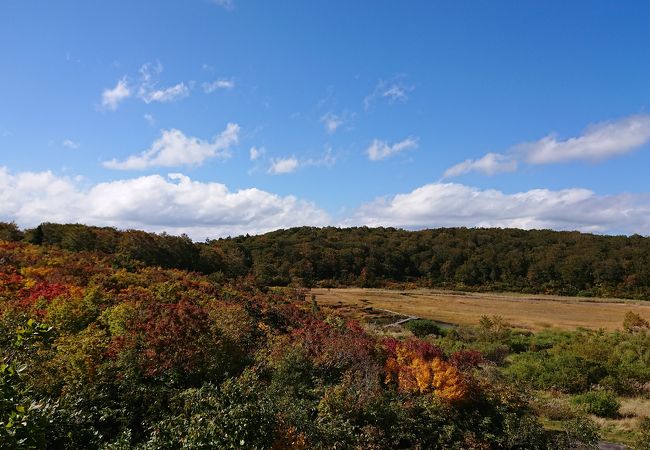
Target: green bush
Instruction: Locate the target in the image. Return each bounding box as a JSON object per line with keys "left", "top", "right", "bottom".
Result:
{"left": 555, "top": 416, "right": 600, "bottom": 449}
{"left": 505, "top": 352, "right": 606, "bottom": 393}
{"left": 146, "top": 370, "right": 277, "bottom": 449}
{"left": 571, "top": 390, "right": 620, "bottom": 418}
{"left": 403, "top": 319, "right": 443, "bottom": 337}
{"left": 0, "top": 222, "right": 23, "bottom": 241}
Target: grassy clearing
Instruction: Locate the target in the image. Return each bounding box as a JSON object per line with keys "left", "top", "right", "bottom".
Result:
{"left": 311, "top": 288, "right": 650, "bottom": 331}
{"left": 535, "top": 393, "right": 650, "bottom": 447}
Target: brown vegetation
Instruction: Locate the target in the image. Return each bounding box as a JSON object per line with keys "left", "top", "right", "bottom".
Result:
{"left": 311, "top": 288, "right": 650, "bottom": 331}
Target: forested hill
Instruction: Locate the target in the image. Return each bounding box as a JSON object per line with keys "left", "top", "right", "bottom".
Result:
{"left": 2, "top": 222, "right": 650, "bottom": 299}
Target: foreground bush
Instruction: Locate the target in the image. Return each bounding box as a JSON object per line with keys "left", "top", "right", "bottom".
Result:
{"left": 571, "top": 390, "right": 621, "bottom": 418}
{"left": 145, "top": 370, "right": 276, "bottom": 449}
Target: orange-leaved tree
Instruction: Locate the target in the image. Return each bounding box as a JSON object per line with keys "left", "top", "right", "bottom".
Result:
{"left": 384, "top": 338, "right": 471, "bottom": 403}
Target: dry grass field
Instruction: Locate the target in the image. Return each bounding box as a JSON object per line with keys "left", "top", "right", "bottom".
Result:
{"left": 310, "top": 288, "right": 650, "bottom": 331}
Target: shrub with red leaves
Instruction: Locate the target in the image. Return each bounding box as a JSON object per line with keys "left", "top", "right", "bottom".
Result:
{"left": 383, "top": 337, "right": 444, "bottom": 361}
{"left": 0, "top": 272, "right": 24, "bottom": 297}
{"left": 291, "top": 317, "right": 380, "bottom": 376}
{"left": 23, "top": 282, "right": 70, "bottom": 304}
{"left": 450, "top": 349, "right": 485, "bottom": 371}
{"left": 109, "top": 300, "right": 236, "bottom": 381}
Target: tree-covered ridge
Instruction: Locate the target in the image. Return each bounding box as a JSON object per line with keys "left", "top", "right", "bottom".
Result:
{"left": 3, "top": 222, "right": 650, "bottom": 299}
{"left": 0, "top": 239, "right": 610, "bottom": 449}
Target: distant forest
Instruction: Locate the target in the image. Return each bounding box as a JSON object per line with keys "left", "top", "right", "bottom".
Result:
{"left": 2, "top": 222, "right": 650, "bottom": 299}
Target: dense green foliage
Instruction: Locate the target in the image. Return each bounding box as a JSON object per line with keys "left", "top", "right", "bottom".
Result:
{"left": 4, "top": 222, "right": 650, "bottom": 299}
{"left": 571, "top": 391, "right": 621, "bottom": 418}
{"left": 0, "top": 239, "right": 613, "bottom": 449}
{"left": 504, "top": 328, "right": 650, "bottom": 395}
{"left": 403, "top": 319, "right": 444, "bottom": 337}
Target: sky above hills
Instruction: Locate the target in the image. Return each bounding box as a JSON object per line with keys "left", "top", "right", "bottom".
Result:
{"left": 2, "top": 0, "right": 650, "bottom": 239}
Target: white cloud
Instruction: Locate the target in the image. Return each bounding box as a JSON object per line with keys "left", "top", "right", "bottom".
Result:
{"left": 444, "top": 114, "right": 650, "bottom": 177}
{"left": 0, "top": 168, "right": 86, "bottom": 226}
{"left": 62, "top": 139, "right": 80, "bottom": 150}
{"left": 143, "top": 114, "right": 155, "bottom": 126}
{"left": 137, "top": 62, "right": 190, "bottom": 104}
{"left": 366, "top": 137, "right": 418, "bottom": 161}
{"left": 249, "top": 146, "right": 265, "bottom": 161}
{"left": 3, "top": 167, "right": 650, "bottom": 238}
{"left": 101, "top": 77, "right": 131, "bottom": 111}
{"left": 443, "top": 153, "right": 517, "bottom": 178}
{"left": 349, "top": 182, "right": 650, "bottom": 235}
{"left": 321, "top": 113, "right": 344, "bottom": 134}
{"left": 100, "top": 63, "right": 191, "bottom": 110}
{"left": 520, "top": 114, "right": 650, "bottom": 164}
{"left": 103, "top": 123, "right": 240, "bottom": 170}
{"left": 0, "top": 168, "right": 329, "bottom": 240}
{"left": 140, "top": 82, "right": 189, "bottom": 104}
{"left": 364, "top": 76, "right": 414, "bottom": 110}
{"left": 268, "top": 157, "right": 299, "bottom": 175}
{"left": 381, "top": 85, "right": 409, "bottom": 102}
{"left": 202, "top": 79, "right": 235, "bottom": 93}
{"left": 265, "top": 148, "right": 337, "bottom": 174}
{"left": 211, "top": 0, "right": 234, "bottom": 10}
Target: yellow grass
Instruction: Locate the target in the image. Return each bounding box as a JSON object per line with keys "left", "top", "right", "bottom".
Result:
{"left": 620, "top": 397, "right": 650, "bottom": 419}
{"left": 310, "top": 288, "right": 650, "bottom": 331}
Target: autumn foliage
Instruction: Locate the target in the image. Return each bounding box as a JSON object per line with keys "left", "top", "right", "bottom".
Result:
{"left": 0, "top": 234, "right": 613, "bottom": 449}
{"left": 384, "top": 338, "right": 472, "bottom": 403}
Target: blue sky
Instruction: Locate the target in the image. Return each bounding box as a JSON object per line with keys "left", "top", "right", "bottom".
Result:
{"left": 2, "top": 0, "right": 650, "bottom": 238}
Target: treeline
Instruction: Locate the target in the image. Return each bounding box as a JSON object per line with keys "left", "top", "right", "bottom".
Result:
{"left": 0, "top": 222, "right": 238, "bottom": 275}
{"left": 2, "top": 222, "right": 650, "bottom": 298}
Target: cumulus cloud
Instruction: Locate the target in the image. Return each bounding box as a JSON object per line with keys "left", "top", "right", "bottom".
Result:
{"left": 3, "top": 166, "right": 650, "bottom": 237}
{"left": 101, "top": 77, "right": 131, "bottom": 110}
{"left": 366, "top": 137, "right": 418, "bottom": 161}
{"left": 364, "top": 75, "right": 414, "bottom": 110}
{"left": 444, "top": 114, "right": 650, "bottom": 177}
{"left": 202, "top": 79, "right": 235, "bottom": 93}
{"left": 0, "top": 168, "right": 329, "bottom": 239}
{"left": 520, "top": 114, "right": 650, "bottom": 164}
{"left": 443, "top": 153, "right": 517, "bottom": 178}
{"left": 268, "top": 157, "right": 299, "bottom": 175}
{"left": 349, "top": 182, "right": 650, "bottom": 235}
{"left": 103, "top": 123, "right": 240, "bottom": 170}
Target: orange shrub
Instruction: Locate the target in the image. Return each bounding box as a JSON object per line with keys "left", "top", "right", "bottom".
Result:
{"left": 385, "top": 339, "right": 471, "bottom": 403}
